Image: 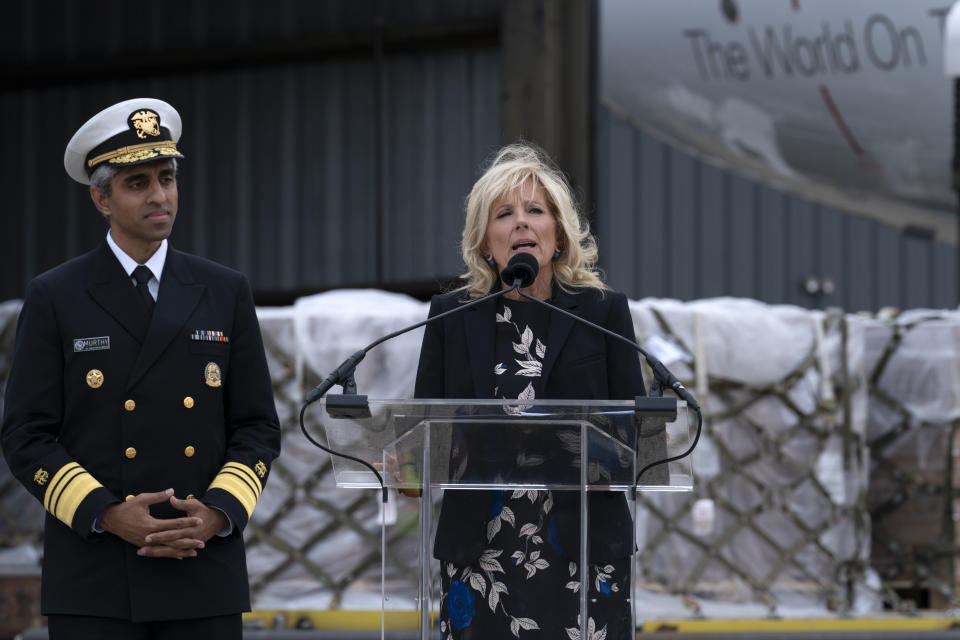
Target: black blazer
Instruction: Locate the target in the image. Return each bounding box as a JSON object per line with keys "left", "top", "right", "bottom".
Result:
{"left": 1, "top": 241, "right": 281, "bottom": 621}
{"left": 414, "top": 283, "right": 654, "bottom": 564}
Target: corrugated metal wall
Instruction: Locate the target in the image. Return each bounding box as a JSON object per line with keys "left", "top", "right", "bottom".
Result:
{"left": 3, "top": 1, "right": 956, "bottom": 313}
{"left": 0, "top": 0, "right": 500, "bottom": 302}
{"left": 596, "top": 105, "right": 959, "bottom": 311}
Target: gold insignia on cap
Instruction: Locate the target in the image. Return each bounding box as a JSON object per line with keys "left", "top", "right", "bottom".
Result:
{"left": 86, "top": 369, "right": 104, "bottom": 389}
{"left": 205, "top": 362, "right": 222, "bottom": 388}
{"left": 255, "top": 461, "right": 267, "bottom": 478}
{"left": 129, "top": 109, "right": 161, "bottom": 139}
{"left": 107, "top": 144, "right": 180, "bottom": 165}
{"left": 33, "top": 469, "right": 49, "bottom": 486}
{"left": 88, "top": 140, "right": 180, "bottom": 168}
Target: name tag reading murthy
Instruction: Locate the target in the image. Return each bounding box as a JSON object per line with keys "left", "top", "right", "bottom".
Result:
{"left": 74, "top": 336, "right": 110, "bottom": 352}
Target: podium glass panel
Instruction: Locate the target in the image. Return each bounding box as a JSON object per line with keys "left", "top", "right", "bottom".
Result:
{"left": 309, "top": 397, "right": 694, "bottom": 639}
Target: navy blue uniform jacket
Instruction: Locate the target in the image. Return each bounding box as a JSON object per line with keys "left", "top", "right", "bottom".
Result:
{"left": 414, "top": 284, "right": 652, "bottom": 565}
{"left": 1, "top": 241, "right": 281, "bottom": 621}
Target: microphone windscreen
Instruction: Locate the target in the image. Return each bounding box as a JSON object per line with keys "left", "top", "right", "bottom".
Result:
{"left": 501, "top": 252, "right": 539, "bottom": 288}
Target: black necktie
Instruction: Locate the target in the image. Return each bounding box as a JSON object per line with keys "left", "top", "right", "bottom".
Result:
{"left": 132, "top": 265, "right": 155, "bottom": 315}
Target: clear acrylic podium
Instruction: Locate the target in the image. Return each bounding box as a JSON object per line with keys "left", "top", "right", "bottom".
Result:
{"left": 313, "top": 396, "right": 694, "bottom": 639}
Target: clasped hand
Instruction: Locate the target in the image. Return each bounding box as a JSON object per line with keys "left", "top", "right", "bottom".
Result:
{"left": 99, "top": 488, "right": 227, "bottom": 559}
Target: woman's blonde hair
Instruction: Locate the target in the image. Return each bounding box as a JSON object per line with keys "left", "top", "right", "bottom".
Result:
{"left": 460, "top": 142, "right": 606, "bottom": 298}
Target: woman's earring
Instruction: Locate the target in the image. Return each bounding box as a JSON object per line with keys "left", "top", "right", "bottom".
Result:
{"left": 485, "top": 254, "right": 496, "bottom": 268}
{"left": 553, "top": 247, "right": 562, "bottom": 260}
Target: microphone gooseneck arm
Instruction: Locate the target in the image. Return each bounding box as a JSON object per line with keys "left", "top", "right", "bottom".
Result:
{"left": 306, "top": 253, "right": 536, "bottom": 406}
{"left": 298, "top": 263, "right": 532, "bottom": 501}
{"left": 515, "top": 289, "right": 699, "bottom": 410}
{"left": 304, "top": 279, "right": 528, "bottom": 404}
{"left": 515, "top": 288, "right": 702, "bottom": 483}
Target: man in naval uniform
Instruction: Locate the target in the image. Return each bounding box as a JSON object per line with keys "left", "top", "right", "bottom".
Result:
{"left": 1, "top": 98, "right": 281, "bottom": 639}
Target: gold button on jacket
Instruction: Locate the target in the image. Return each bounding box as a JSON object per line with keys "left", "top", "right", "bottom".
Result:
{"left": 86, "top": 369, "right": 104, "bottom": 389}
{"left": 124, "top": 399, "right": 136, "bottom": 411}
{"left": 124, "top": 447, "right": 136, "bottom": 459}
{"left": 125, "top": 494, "right": 134, "bottom": 501}
{"left": 184, "top": 446, "right": 195, "bottom": 458}
{"left": 183, "top": 397, "right": 194, "bottom": 409}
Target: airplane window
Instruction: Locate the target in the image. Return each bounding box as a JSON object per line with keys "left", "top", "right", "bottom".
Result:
{"left": 721, "top": 0, "right": 738, "bottom": 24}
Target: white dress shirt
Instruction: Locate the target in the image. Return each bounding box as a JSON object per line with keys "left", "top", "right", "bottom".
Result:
{"left": 106, "top": 232, "right": 167, "bottom": 299}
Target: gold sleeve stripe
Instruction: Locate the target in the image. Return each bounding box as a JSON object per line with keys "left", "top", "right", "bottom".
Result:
{"left": 43, "top": 462, "right": 104, "bottom": 526}
{"left": 54, "top": 474, "right": 103, "bottom": 526}
{"left": 223, "top": 461, "right": 263, "bottom": 496}
{"left": 43, "top": 463, "right": 82, "bottom": 512}
{"left": 207, "top": 472, "right": 257, "bottom": 518}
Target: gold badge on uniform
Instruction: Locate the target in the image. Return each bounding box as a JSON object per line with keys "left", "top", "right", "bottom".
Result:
{"left": 204, "top": 362, "right": 222, "bottom": 388}
{"left": 86, "top": 369, "right": 104, "bottom": 389}
{"left": 255, "top": 461, "right": 267, "bottom": 478}
{"left": 33, "top": 468, "right": 49, "bottom": 486}
{"left": 129, "top": 109, "right": 161, "bottom": 139}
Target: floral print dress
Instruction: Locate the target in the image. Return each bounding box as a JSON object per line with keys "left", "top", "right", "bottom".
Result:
{"left": 438, "top": 300, "right": 632, "bottom": 640}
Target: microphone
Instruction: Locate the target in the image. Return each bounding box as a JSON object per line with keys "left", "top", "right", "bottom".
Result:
{"left": 501, "top": 252, "right": 539, "bottom": 288}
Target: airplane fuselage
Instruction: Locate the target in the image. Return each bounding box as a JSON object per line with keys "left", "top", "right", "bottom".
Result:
{"left": 601, "top": 0, "right": 956, "bottom": 224}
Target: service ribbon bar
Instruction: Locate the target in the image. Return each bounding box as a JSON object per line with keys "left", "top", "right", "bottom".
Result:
{"left": 190, "top": 330, "right": 229, "bottom": 343}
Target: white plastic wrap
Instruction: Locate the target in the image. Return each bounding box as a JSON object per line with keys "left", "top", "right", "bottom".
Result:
{"left": 251, "top": 291, "right": 429, "bottom": 607}
{"left": 292, "top": 289, "right": 428, "bottom": 400}
{"left": 629, "top": 298, "right": 872, "bottom": 616}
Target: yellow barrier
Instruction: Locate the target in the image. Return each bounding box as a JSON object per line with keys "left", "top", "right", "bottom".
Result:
{"left": 243, "top": 610, "right": 419, "bottom": 630}
{"left": 244, "top": 611, "right": 960, "bottom": 633}
{"left": 639, "top": 617, "right": 960, "bottom": 633}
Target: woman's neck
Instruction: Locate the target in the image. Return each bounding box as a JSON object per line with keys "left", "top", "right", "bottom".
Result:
{"left": 503, "top": 272, "right": 552, "bottom": 301}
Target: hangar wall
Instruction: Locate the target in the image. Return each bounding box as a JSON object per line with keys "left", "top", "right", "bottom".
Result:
{"left": 596, "top": 104, "right": 958, "bottom": 311}
{"left": 0, "top": 0, "right": 501, "bottom": 302}
{"left": 1, "top": 0, "right": 955, "bottom": 311}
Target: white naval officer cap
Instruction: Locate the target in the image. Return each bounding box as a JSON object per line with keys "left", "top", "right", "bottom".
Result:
{"left": 64, "top": 97, "right": 184, "bottom": 185}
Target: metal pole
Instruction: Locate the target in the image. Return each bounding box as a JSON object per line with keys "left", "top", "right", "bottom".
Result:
{"left": 953, "top": 78, "right": 960, "bottom": 306}
{"left": 373, "top": 0, "right": 386, "bottom": 285}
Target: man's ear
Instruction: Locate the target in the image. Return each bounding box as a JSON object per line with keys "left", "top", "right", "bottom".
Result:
{"left": 89, "top": 186, "right": 110, "bottom": 217}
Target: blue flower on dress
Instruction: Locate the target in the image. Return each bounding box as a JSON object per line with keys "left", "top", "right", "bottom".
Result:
{"left": 547, "top": 515, "right": 566, "bottom": 558}
{"left": 447, "top": 580, "right": 475, "bottom": 629}
{"left": 598, "top": 575, "right": 612, "bottom": 595}
{"left": 489, "top": 490, "right": 505, "bottom": 520}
